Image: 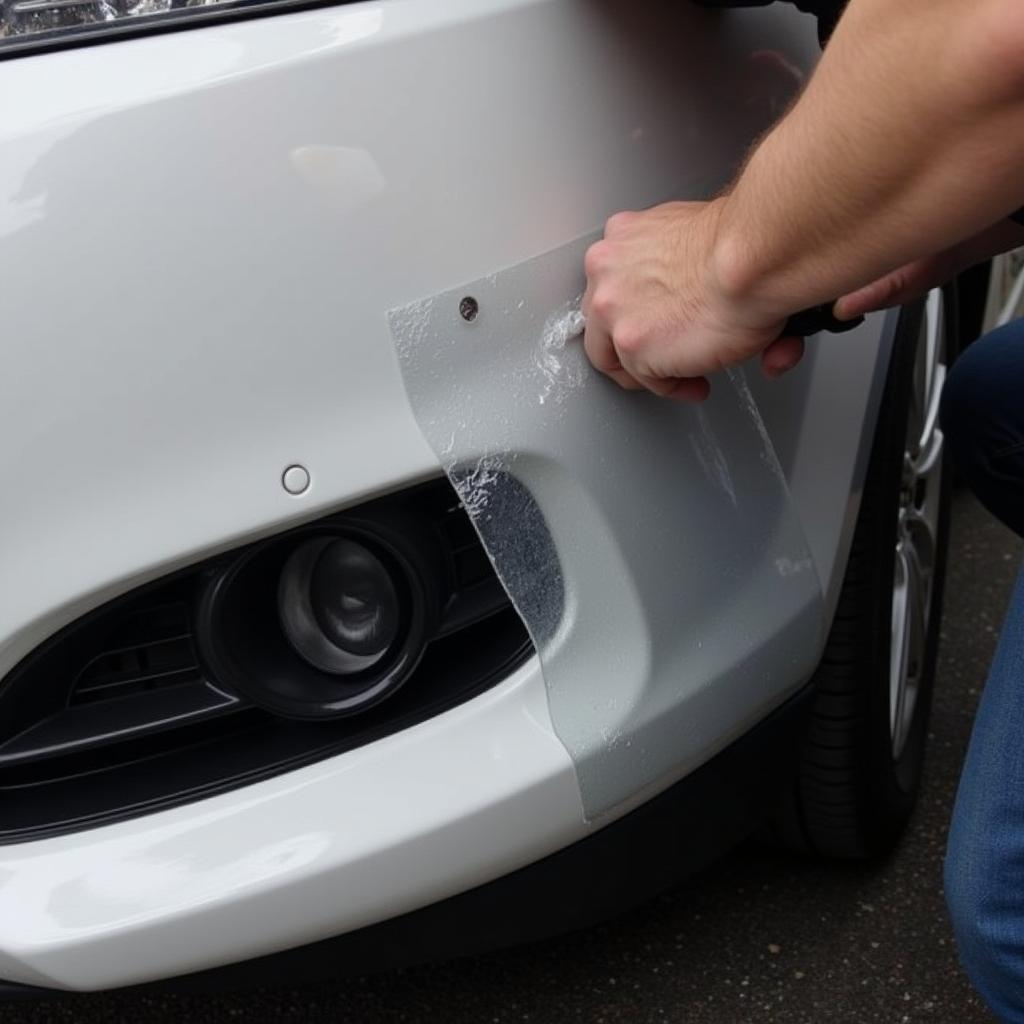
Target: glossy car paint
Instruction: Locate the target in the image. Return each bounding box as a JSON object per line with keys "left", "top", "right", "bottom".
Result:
{"left": 0, "top": 0, "right": 890, "bottom": 990}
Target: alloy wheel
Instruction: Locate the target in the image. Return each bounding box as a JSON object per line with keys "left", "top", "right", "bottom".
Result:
{"left": 890, "top": 289, "right": 947, "bottom": 760}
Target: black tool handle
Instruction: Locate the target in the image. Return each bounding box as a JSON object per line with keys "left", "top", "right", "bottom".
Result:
{"left": 695, "top": 0, "right": 825, "bottom": 15}
{"left": 783, "top": 303, "right": 863, "bottom": 336}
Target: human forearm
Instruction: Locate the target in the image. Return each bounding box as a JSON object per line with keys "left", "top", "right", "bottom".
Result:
{"left": 580, "top": 0, "right": 1024, "bottom": 397}
{"left": 713, "top": 0, "right": 1024, "bottom": 320}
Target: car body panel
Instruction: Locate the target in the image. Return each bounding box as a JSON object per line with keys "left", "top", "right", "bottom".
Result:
{"left": 0, "top": 0, "right": 892, "bottom": 989}
{"left": 0, "top": 0, "right": 822, "bottom": 681}
{"left": 749, "top": 308, "right": 898, "bottom": 623}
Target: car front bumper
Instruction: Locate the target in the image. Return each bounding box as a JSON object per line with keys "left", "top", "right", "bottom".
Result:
{"left": 0, "top": 660, "right": 595, "bottom": 990}
{"left": 0, "top": 674, "right": 816, "bottom": 997}
{"left": 0, "top": 0, "right": 850, "bottom": 991}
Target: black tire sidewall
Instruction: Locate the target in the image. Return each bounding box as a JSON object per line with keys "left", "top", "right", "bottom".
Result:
{"left": 793, "top": 287, "right": 955, "bottom": 859}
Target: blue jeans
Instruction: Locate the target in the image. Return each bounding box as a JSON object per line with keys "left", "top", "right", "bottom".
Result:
{"left": 942, "top": 317, "right": 1024, "bottom": 1021}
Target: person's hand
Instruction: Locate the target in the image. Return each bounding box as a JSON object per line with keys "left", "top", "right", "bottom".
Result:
{"left": 581, "top": 199, "right": 805, "bottom": 400}
{"left": 834, "top": 251, "right": 958, "bottom": 320}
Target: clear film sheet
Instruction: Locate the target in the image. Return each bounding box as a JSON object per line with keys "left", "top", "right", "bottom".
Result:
{"left": 389, "top": 235, "right": 824, "bottom": 819}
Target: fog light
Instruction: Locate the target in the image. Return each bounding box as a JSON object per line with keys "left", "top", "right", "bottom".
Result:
{"left": 279, "top": 538, "right": 401, "bottom": 675}
{"left": 196, "top": 521, "right": 437, "bottom": 720}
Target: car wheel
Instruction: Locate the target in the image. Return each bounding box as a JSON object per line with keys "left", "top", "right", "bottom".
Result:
{"left": 774, "top": 286, "right": 955, "bottom": 859}
{"left": 981, "top": 247, "right": 1024, "bottom": 334}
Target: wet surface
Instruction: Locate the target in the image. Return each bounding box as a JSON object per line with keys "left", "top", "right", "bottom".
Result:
{"left": 5, "top": 493, "right": 1018, "bottom": 1023}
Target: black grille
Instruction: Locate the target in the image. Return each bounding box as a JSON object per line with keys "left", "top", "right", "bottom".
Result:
{"left": 69, "top": 602, "right": 199, "bottom": 705}
{"left": 0, "top": 479, "right": 532, "bottom": 844}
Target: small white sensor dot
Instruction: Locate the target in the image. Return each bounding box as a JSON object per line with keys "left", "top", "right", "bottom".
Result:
{"left": 282, "top": 464, "right": 310, "bottom": 496}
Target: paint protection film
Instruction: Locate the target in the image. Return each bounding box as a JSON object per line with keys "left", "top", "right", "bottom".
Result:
{"left": 389, "top": 235, "right": 824, "bottom": 819}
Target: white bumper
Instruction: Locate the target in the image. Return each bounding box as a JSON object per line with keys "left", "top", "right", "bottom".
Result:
{"left": 0, "top": 0, "right": 855, "bottom": 992}
{"left": 0, "top": 660, "right": 585, "bottom": 990}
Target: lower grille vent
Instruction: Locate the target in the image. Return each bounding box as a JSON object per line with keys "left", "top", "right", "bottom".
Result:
{"left": 70, "top": 602, "right": 199, "bottom": 705}
{"left": 0, "top": 479, "right": 533, "bottom": 844}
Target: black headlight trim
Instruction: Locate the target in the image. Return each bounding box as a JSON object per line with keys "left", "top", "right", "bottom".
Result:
{"left": 0, "top": 0, "right": 361, "bottom": 61}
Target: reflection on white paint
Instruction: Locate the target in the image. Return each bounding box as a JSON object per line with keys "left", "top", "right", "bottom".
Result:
{"left": 0, "top": 7, "right": 386, "bottom": 239}
{"left": 0, "top": 178, "right": 45, "bottom": 237}
{"left": 0, "top": 777, "right": 335, "bottom": 936}
{"left": 72, "top": 833, "right": 331, "bottom": 926}
{"left": 290, "top": 145, "right": 386, "bottom": 217}
{"left": 0, "top": 7, "right": 384, "bottom": 139}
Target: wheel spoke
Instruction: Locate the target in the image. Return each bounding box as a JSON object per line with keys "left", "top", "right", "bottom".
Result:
{"left": 912, "top": 432, "right": 945, "bottom": 547}
{"left": 903, "top": 538, "right": 929, "bottom": 650}
{"left": 997, "top": 253, "right": 1024, "bottom": 327}
{"left": 891, "top": 538, "right": 929, "bottom": 758}
{"left": 890, "top": 545, "right": 912, "bottom": 745}
{"left": 908, "top": 292, "right": 941, "bottom": 451}
{"left": 891, "top": 287, "right": 947, "bottom": 760}
{"left": 915, "top": 424, "right": 944, "bottom": 481}
{"left": 918, "top": 364, "right": 946, "bottom": 457}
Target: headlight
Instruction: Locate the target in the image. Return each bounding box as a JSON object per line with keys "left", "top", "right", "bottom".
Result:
{"left": 0, "top": 0, "right": 303, "bottom": 55}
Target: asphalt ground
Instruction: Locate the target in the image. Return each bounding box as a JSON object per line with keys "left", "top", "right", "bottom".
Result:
{"left": 4, "top": 492, "right": 1020, "bottom": 1024}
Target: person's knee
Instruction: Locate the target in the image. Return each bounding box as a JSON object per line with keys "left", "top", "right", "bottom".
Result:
{"left": 940, "top": 328, "right": 1006, "bottom": 478}
{"left": 939, "top": 347, "right": 979, "bottom": 469}
{"left": 940, "top": 319, "right": 1024, "bottom": 534}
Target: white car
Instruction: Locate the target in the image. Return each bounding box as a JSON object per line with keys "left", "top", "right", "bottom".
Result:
{"left": 0, "top": 0, "right": 968, "bottom": 996}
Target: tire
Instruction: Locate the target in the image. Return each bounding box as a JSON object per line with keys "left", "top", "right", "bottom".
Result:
{"left": 772, "top": 286, "right": 955, "bottom": 859}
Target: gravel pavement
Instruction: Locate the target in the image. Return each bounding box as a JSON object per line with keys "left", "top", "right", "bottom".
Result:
{"left": 4, "top": 492, "right": 1020, "bottom": 1024}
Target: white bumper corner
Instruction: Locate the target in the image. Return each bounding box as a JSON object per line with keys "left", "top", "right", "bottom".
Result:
{"left": 0, "top": 661, "right": 584, "bottom": 991}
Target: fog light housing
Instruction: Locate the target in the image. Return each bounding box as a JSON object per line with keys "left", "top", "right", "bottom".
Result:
{"left": 197, "top": 522, "right": 435, "bottom": 720}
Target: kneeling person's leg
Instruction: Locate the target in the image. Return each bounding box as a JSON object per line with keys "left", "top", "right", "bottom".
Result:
{"left": 946, "top": 569, "right": 1024, "bottom": 1020}
{"left": 943, "top": 317, "right": 1024, "bottom": 1019}
{"left": 941, "top": 317, "right": 1024, "bottom": 537}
